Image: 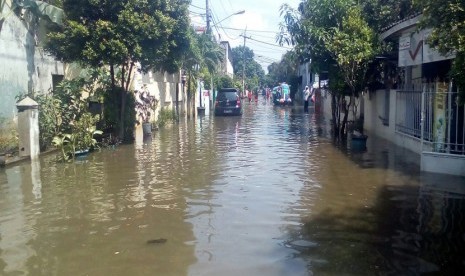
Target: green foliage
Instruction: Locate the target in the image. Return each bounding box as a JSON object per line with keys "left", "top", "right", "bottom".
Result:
{"left": 52, "top": 113, "right": 102, "bottom": 161}
{"left": 45, "top": 0, "right": 191, "bottom": 137}
{"left": 231, "top": 46, "right": 265, "bottom": 88}
{"left": 414, "top": 0, "right": 464, "bottom": 56}
{"left": 450, "top": 52, "right": 465, "bottom": 105}
{"left": 73, "top": 113, "right": 102, "bottom": 151}
{"left": 279, "top": 0, "right": 381, "bottom": 138}
{"left": 267, "top": 50, "right": 299, "bottom": 88}
{"left": 215, "top": 75, "right": 235, "bottom": 89}
{"left": 156, "top": 107, "right": 176, "bottom": 128}
{"left": 414, "top": 0, "right": 465, "bottom": 104}
{"left": 14, "top": 68, "right": 107, "bottom": 153}
{"left": 360, "top": 0, "right": 418, "bottom": 33}
{"left": 46, "top": 0, "right": 190, "bottom": 72}
{"left": 34, "top": 94, "right": 62, "bottom": 150}
{"left": 0, "top": 117, "right": 18, "bottom": 154}
{"left": 52, "top": 134, "right": 74, "bottom": 161}
{"left": 326, "top": 6, "right": 378, "bottom": 93}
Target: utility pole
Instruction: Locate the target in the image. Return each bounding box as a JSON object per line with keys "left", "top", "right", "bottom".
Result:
{"left": 206, "top": 0, "right": 210, "bottom": 32}
{"left": 241, "top": 28, "right": 248, "bottom": 98}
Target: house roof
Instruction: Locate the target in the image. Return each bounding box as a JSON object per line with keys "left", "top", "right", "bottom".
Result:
{"left": 380, "top": 13, "right": 422, "bottom": 40}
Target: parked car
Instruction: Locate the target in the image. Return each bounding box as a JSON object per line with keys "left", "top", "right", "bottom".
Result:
{"left": 214, "top": 88, "right": 242, "bottom": 116}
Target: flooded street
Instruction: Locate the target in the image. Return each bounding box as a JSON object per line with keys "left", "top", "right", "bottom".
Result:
{"left": 1, "top": 99, "right": 464, "bottom": 275}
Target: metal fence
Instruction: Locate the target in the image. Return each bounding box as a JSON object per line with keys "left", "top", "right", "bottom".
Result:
{"left": 395, "top": 90, "right": 423, "bottom": 138}
{"left": 396, "top": 86, "right": 465, "bottom": 155}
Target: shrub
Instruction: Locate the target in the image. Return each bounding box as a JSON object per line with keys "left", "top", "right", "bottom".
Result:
{"left": 156, "top": 107, "right": 176, "bottom": 128}
{"left": 0, "top": 117, "right": 18, "bottom": 154}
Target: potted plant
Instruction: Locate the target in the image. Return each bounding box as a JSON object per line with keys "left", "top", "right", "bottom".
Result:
{"left": 135, "top": 86, "right": 158, "bottom": 136}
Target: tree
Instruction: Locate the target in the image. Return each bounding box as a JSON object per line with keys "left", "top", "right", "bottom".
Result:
{"left": 360, "top": 0, "right": 417, "bottom": 33}
{"left": 45, "top": 0, "right": 190, "bottom": 139}
{"left": 327, "top": 6, "right": 378, "bottom": 136}
{"left": 280, "top": 0, "right": 379, "bottom": 138}
{"left": 231, "top": 46, "right": 265, "bottom": 90}
{"left": 267, "top": 51, "right": 300, "bottom": 97}
{"left": 179, "top": 30, "right": 225, "bottom": 116}
{"left": 414, "top": 0, "right": 465, "bottom": 104}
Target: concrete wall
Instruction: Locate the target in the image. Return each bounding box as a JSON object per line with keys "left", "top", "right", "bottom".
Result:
{"left": 364, "top": 89, "right": 422, "bottom": 153}
{"left": 0, "top": 2, "right": 64, "bottom": 119}
{"left": 133, "top": 68, "right": 184, "bottom": 122}
{"left": 319, "top": 88, "right": 423, "bottom": 155}
{"left": 422, "top": 152, "right": 465, "bottom": 176}
{"left": 364, "top": 90, "right": 396, "bottom": 142}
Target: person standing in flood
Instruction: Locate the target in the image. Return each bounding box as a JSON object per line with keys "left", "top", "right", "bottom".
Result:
{"left": 303, "top": 85, "right": 311, "bottom": 113}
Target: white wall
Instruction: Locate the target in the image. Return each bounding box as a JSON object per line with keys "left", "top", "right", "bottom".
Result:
{"left": 0, "top": 4, "right": 64, "bottom": 118}
{"left": 133, "top": 67, "right": 183, "bottom": 123}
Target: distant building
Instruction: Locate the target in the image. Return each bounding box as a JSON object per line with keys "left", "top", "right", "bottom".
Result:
{"left": 219, "top": 41, "right": 234, "bottom": 78}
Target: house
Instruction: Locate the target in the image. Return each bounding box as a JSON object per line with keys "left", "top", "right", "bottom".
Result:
{"left": 364, "top": 15, "right": 465, "bottom": 176}
{"left": 132, "top": 68, "right": 187, "bottom": 123}
{"left": 219, "top": 41, "right": 234, "bottom": 78}
{"left": 0, "top": 0, "right": 64, "bottom": 119}
{"left": 316, "top": 14, "right": 464, "bottom": 176}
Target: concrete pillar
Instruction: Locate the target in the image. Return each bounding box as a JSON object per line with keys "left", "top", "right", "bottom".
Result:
{"left": 16, "top": 97, "right": 40, "bottom": 160}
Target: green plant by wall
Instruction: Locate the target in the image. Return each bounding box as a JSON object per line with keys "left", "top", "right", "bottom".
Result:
{"left": 0, "top": 117, "right": 18, "bottom": 154}
{"left": 34, "top": 94, "right": 62, "bottom": 151}
{"left": 52, "top": 113, "right": 102, "bottom": 161}
{"left": 156, "top": 107, "right": 176, "bottom": 128}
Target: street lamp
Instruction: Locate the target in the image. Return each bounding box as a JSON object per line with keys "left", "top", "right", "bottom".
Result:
{"left": 211, "top": 10, "right": 245, "bottom": 29}
{"left": 214, "top": 10, "right": 245, "bottom": 31}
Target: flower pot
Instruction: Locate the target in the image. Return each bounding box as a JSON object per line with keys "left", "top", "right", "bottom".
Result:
{"left": 142, "top": 122, "right": 152, "bottom": 136}
{"left": 351, "top": 134, "right": 368, "bottom": 151}
{"left": 197, "top": 107, "right": 205, "bottom": 116}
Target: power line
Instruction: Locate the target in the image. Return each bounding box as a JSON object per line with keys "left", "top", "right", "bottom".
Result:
{"left": 247, "top": 36, "right": 293, "bottom": 49}
{"left": 189, "top": 10, "right": 206, "bottom": 16}
{"left": 247, "top": 40, "right": 289, "bottom": 53}
{"left": 189, "top": 3, "right": 205, "bottom": 10}
{"left": 221, "top": 26, "right": 279, "bottom": 34}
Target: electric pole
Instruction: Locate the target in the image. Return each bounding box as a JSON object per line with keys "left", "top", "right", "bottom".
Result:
{"left": 241, "top": 29, "right": 250, "bottom": 98}
{"left": 206, "top": 0, "right": 210, "bottom": 32}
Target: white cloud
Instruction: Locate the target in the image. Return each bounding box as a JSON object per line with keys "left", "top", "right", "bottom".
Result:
{"left": 191, "top": 0, "right": 302, "bottom": 71}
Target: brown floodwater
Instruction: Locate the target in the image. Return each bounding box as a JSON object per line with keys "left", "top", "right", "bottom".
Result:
{"left": 1, "top": 98, "right": 464, "bottom": 275}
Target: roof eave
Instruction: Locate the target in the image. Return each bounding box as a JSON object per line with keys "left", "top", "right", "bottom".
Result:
{"left": 380, "top": 14, "right": 422, "bottom": 41}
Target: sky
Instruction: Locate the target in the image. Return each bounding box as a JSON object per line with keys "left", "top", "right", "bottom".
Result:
{"left": 189, "top": 0, "right": 302, "bottom": 73}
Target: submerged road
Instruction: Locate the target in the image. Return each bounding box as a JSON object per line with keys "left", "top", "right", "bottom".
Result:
{"left": 1, "top": 97, "right": 464, "bottom": 275}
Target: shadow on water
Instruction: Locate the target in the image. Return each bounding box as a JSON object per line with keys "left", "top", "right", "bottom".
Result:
{"left": 275, "top": 107, "right": 465, "bottom": 275}
{"left": 287, "top": 172, "right": 465, "bottom": 275}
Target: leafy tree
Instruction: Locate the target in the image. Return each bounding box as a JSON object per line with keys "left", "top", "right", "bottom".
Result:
{"left": 179, "top": 30, "right": 224, "bottom": 116}
{"left": 328, "top": 6, "right": 378, "bottom": 135}
{"left": 279, "top": 0, "right": 379, "bottom": 138}
{"left": 267, "top": 50, "right": 300, "bottom": 97}
{"left": 215, "top": 75, "right": 235, "bottom": 90}
{"left": 414, "top": 0, "right": 465, "bottom": 104}
{"left": 231, "top": 46, "right": 265, "bottom": 91}
{"left": 45, "top": 0, "right": 190, "bottom": 139}
{"left": 360, "top": 0, "right": 417, "bottom": 33}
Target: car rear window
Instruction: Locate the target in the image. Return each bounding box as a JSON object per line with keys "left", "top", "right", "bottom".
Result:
{"left": 218, "top": 91, "right": 238, "bottom": 101}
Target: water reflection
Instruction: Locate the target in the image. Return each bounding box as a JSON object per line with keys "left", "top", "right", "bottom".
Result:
{"left": 0, "top": 98, "right": 464, "bottom": 275}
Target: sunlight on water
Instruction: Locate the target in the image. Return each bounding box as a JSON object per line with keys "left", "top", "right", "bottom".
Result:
{"left": 0, "top": 98, "right": 464, "bottom": 275}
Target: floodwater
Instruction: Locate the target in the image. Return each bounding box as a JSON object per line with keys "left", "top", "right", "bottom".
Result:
{"left": 1, "top": 98, "right": 464, "bottom": 276}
